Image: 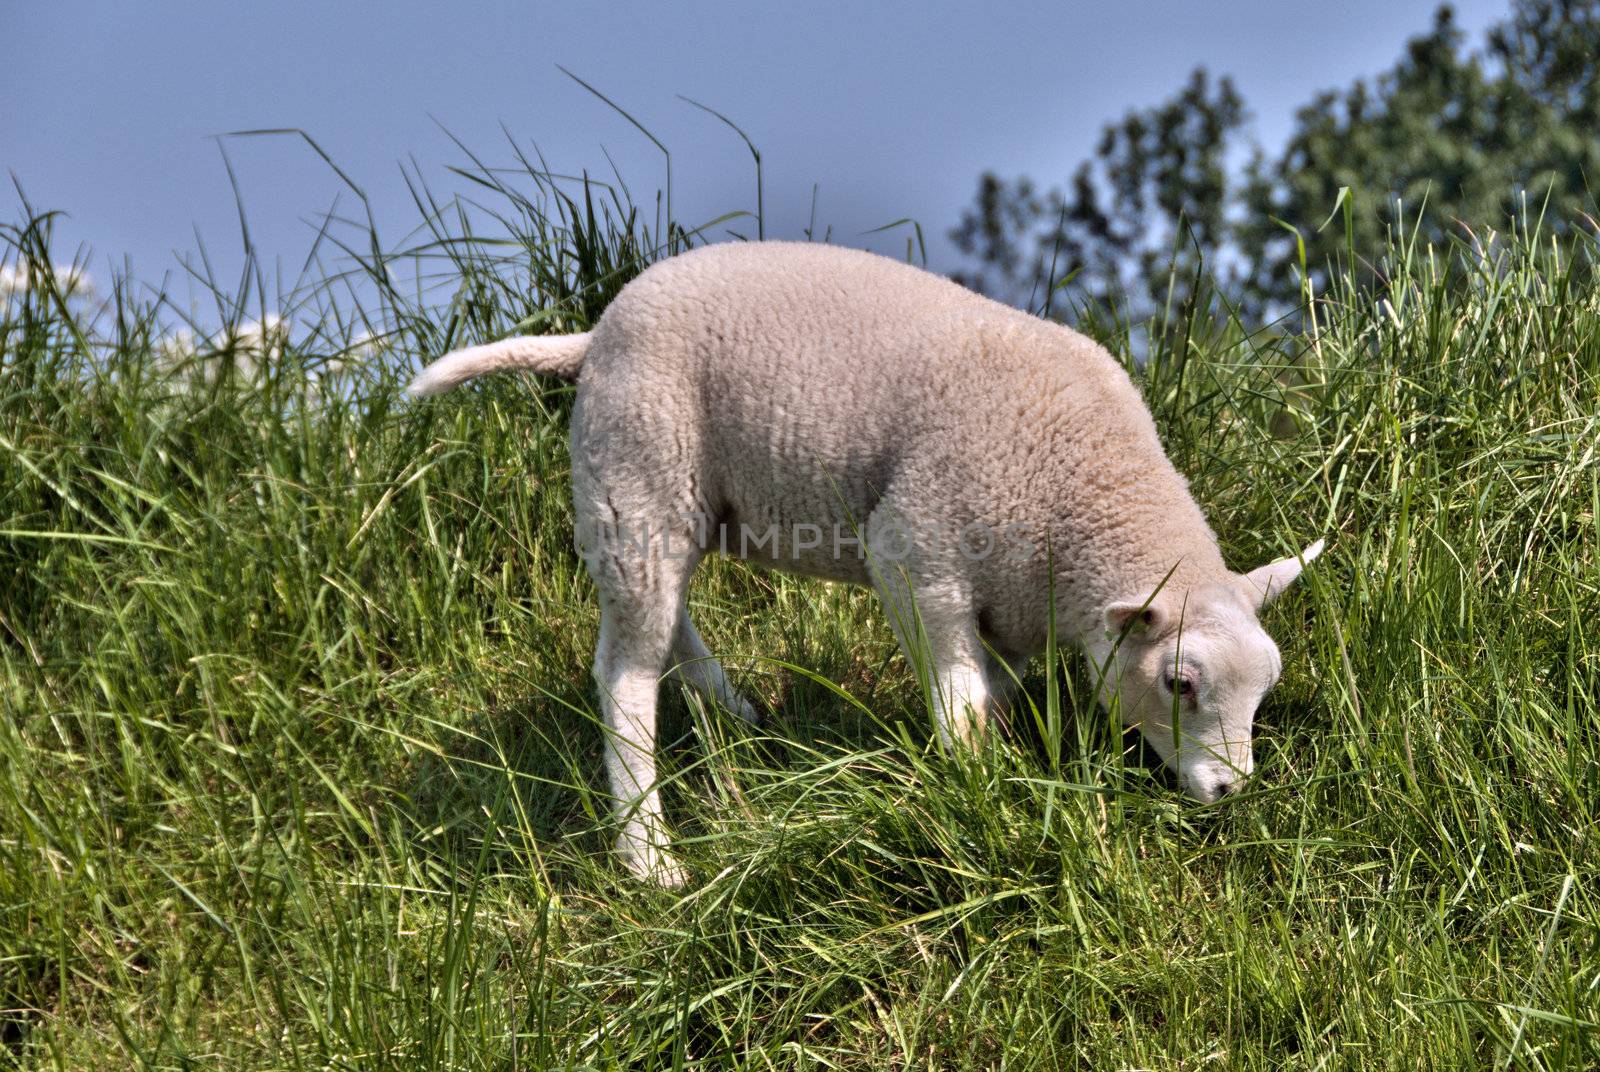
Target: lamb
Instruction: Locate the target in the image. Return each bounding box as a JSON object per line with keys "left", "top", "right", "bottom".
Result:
{"left": 409, "top": 241, "right": 1322, "bottom": 885}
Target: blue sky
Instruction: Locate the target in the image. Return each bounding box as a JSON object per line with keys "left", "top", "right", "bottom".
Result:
{"left": 6, "top": 1, "right": 1510, "bottom": 290}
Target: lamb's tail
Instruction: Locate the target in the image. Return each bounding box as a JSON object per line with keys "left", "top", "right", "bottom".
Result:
{"left": 406, "top": 332, "right": 591, "bottom": 396}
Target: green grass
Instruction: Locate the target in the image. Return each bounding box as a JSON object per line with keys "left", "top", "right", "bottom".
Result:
{"left": 2, "top": 149, "right": 1598, "bottom": 1070}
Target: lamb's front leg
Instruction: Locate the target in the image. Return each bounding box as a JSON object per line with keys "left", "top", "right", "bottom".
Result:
{"left": 981, "top": 644, "right": 1028, "bottom": 724}
{"left": 931, "top": 646, "right": 992, "bottom": 748}
{"left": 871, "top": 563, "right": 991, "bottom": 748}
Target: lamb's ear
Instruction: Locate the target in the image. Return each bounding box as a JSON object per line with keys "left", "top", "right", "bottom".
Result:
{"left": 1241, "top": 538, "right": 1326, "bottom": 608}
{"left": 1104, "top": 592, "right": 1173, "bottom": 639}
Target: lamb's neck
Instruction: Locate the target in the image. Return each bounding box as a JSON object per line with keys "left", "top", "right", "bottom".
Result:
{"left": 1053, "top": 515, "right": 1230, "bottom": 644}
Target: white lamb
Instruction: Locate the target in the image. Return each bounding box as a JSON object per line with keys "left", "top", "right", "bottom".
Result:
{"left": 410, "top": 241, "right": 1322, "bottom": 885}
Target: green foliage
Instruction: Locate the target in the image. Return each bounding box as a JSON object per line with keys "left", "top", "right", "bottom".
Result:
{"left": 3, "top": 138, "right": 1599, "bottom": 1068}
{"left": 952, "top": 69, "right": 1246, "bottom": 315}
{"left": 956, "top": 0, "right": 1600, "bottom": 319}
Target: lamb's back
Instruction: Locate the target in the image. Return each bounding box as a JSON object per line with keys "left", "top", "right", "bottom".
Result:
{"left": 582, "top": 243, "right": 1221, "bottom": 600}
{"left": 591, "top": 242, "right": 1102, "bottom": 467}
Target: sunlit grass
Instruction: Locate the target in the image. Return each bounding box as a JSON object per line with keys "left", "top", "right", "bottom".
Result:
{"left": 1, "top": 140, "right": 1597, "bottom": 1069}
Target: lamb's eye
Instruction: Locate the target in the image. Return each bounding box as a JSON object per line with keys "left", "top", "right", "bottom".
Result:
{"left": 1164, "top": 671, "right": 1195, "bottom": 698}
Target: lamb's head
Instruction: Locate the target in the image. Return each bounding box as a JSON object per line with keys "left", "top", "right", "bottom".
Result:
{"left": 1094, "top": 540, "right": 1323, "bottom": 803}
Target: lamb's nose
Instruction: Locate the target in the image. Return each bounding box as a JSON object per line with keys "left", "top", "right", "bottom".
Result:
{"left": 1214, "top": 778, "right": 1242, "bottom": 799}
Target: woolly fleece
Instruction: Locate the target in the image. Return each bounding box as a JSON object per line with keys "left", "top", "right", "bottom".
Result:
{"left": 410, "top": 241, "right": 1319, "bottom": 883}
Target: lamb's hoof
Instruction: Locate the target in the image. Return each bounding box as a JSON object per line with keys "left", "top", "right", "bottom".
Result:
{"left": 728, "top": 694, "right": 763, "bottom": 726}
{"left": 621, "top": 839, "right": 689, "bottom": 888}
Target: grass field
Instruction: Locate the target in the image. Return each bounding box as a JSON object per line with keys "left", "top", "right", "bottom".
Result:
{"left": 2, "top": 160, "right": 1598, "bottom": 1069}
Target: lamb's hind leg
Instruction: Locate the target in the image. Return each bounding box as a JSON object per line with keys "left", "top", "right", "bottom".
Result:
{"left": 590, "top": 546, "right": 698, "bottom": 886}
{"left": 669, "top": 607, "right": 760, "bottom": 724}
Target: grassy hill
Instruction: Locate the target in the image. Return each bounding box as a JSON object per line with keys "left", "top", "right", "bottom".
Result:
{"left": 2, "top": 177, "right": 1597, "bottom": 1069}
